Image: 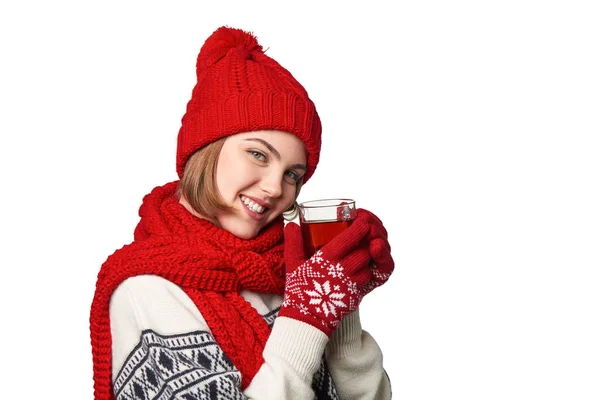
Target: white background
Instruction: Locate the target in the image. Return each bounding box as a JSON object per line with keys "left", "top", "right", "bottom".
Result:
{"left": 1, "top": 1, "right": 599, "bottom": 398}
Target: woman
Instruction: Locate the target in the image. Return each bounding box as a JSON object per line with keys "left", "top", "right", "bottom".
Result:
{"left": 90, "top": 26, "right": 395, "bottom": 399}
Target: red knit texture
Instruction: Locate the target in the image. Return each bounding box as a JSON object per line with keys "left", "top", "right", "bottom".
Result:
{"left": 89, "top": 181, "right": 285, "bottom": 399}
{"left": 176, "top": 26, "right": 322, "bottom": 182}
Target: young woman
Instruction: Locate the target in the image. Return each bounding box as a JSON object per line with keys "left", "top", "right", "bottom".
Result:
{"left": 90, "top": 26, "right": 395, "bottom": 400}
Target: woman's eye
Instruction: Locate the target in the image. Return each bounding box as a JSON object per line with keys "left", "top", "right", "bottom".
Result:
{"left": 285, "top": 170, "right": 301, "bottom": 183}
{"left": 248, "top": 150, "right": 266, "bottom": 161}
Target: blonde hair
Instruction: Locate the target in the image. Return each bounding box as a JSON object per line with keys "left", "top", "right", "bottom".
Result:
{"left": 177, "top": 138, "right": 302, "bottom": 221}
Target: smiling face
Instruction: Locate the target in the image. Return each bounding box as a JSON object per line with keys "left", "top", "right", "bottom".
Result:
{"left": 213, "top": 130, "right": 307, "bottom": 239}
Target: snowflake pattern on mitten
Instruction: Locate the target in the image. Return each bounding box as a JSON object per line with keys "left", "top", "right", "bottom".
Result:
{"left": 281, "top": 250, "right": 363, "bottom": 334}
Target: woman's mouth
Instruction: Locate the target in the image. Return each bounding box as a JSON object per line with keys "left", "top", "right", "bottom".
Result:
{"left": 240, "top": 195, "right": 266, "bottom": 216}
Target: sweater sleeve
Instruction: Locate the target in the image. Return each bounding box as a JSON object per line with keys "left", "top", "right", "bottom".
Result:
{"left": 109, "top": 275, "right": 329, "bottom": 399}
{"left": 244, "top": 317, "right": 329, "bottom": 399}
{"left": 325, "top": 310, "right": 392, "bottom": 400}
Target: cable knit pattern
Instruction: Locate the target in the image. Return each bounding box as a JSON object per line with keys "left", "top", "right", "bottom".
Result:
{"left": 90, "top": 181, "right": 285, "bottom": 399}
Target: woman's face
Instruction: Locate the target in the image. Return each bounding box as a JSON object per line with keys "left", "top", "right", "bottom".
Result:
{"left": 214, "top": 130, "right": 307, "bottom": 239}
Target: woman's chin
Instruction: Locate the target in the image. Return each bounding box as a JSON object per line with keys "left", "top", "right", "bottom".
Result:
{"left": 217, "top": 217, "right": 261, "bottom": 240}
{"left": 231, "top": 226, "right": 260, "bottom": 240}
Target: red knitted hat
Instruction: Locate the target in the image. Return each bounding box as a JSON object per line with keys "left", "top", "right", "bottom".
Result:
{"left": 176, "top": 26, "right": 322, "bottom": 182}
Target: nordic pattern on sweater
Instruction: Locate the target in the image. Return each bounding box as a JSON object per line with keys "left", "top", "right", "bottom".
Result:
{"left": 113, "top": 330, "right": 243, "bottom": 400}
{"left": 114, "top": 309, "right": 339, "bottom": 400}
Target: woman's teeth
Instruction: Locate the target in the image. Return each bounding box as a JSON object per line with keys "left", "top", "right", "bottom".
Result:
{"left": 241, "top": 196, "right": 265, "bottom": 214}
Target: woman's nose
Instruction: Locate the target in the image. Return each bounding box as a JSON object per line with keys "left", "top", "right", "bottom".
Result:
{"left": 259, "top": 171, "right": 283, "bottom": 198}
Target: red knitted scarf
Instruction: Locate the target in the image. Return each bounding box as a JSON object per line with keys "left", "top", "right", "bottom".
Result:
{"left": 89, "top": 181, "right": 286, "bottom": 399}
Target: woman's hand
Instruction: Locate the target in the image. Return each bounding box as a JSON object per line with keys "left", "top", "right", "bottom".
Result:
{"left": 278, "top": 209, "right": 394, "bottom": 336}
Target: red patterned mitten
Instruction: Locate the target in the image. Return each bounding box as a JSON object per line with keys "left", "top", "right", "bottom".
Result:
{"left": 280, "top": 213, "right": 388, "bottom": 336}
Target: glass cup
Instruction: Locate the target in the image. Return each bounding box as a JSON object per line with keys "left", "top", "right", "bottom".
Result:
{"left": 298, "top": 198, "right": 357, "bottom": 256}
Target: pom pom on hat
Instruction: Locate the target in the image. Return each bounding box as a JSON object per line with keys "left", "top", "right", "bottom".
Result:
{"left": 196, "top": 26, "right": 262, "bottom": 71}
{"left": 176, "top": 26, "right": 322, "bottom": 182}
